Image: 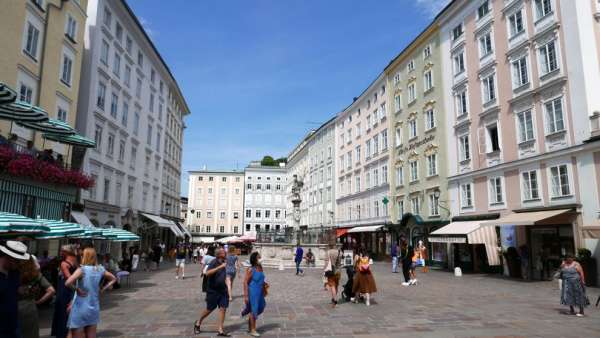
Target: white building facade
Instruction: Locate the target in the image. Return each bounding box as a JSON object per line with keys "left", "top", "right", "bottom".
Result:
{"left": 243, "top": 161, "right": 287, "bottom": 233}
{"left": 76, "top": 0, "right": 189, "bottom": 241}
{"left": 306, "top": 118, "right": 336, "bottom": 228}
{"left": 285, "top": 133, "right": 311, "bottom": 229}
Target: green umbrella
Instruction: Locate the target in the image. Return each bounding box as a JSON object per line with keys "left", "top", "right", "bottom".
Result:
{"left": 42, "top": 132, "right": 96, "bottom": 148}
{"left": 18, "top": 118, "right": 75, "bottom": 135}
{"left": 0, "top": 83, "right": 17, "bottom": 105}
{"left": 99, "top": 227, "right": 119, "bottom": 240}
{"left": 110, "top": 228, "right": 140, "bottom": 242}
{"left": 0, "top": 101, "right": 49, "bottom": 123}
{"left": 32, "top": 219, "right": 85, "bottom": 239}
{"left": 71, "top": 227, "right": 104, "bottom": 239}
{"left": 0, "top": 212, "right": 50, "bottom": 234}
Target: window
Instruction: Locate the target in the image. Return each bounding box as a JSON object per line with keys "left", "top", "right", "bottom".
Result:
{"left": 275, "top": 210, "right": 281, "bottom": 219}
{"left": 545, "top": 97, "right": 564, "bottom": 134}
{"left": 151, "top": 69, "right": 156, "bottom": 83}
{"left": 246, "top": 183, "right": 252, "bottom": 190}
{"left": 411, "top": 197, "right": 420, "bottom": 214}
{"left": 424, "top": 70, "right": 433, "bottom": 91}
{"left": 409, "top": 119, "right": 417, "bottom": 139}
{"left": 256, "top": 184, "right": 261, "bottom": 190}
{"left": 478, "top": 0, "right": 490, "bottom": 19}
{"left": 380, "top": 103, "right": 387, "bottom": 119}
{"left": 112, "top": 52, "right": 121, "bottom": 77}
{"left": 100, "top": 40, "right": 109, "bottom": 65}
{"left": 24, "top": 22, "right": 40, "bottom": 59}
{"left": 122, "top": 102, "right": 129, "bottom": 126}
{"left": 246, "top": 209, "right": 251, "bottom": 218}
{"left": 395, "top": 167, "right": 404, "bottom": 186}
{"left": 149, "top": 94, "right": 154, "bottom": 112}
{"left": 220, "top": 212, "right": 226, "bottom": 219}
{"left": 206, "top": 225, "right": 212, "bottom": 232}
{"left": 366, "top": 115, "right": 371, "bottom": 130}
{"left": 456, "top": 89, "right": 468, "bottom": 116}
{"left": 266, "top": 184, "right": 271, "bottom": 191}
{"left": 393, "top": 73, "right": 401, "bottom": 86}
{"left": 147, "top": 124, "right": 152, "bottom": 145}
{"left": 461, "top": 184, "right": 473, "bottom": 208}
{"left": 394, "top": 94, "right": 401, "bottom": 112}
{"left": 94, "top": 125, "right": 103, "bottom": 149}
{"left": 57, "top": 107, "right": 67, "bottom": 122}
{"left": 398, "top": 199, "right": 405, "bottom": 218}
{"left": 124, "top": 65, "right": 131, "bottom": 86}
{"left": 246, "top": 224, "right": 251, "bottom": 231}
{"left": 486, "top": 123, "right": 501, "bottom": 152}
{"left": 59, "top": 53, "right": 73, "bottom": 86}
{"left": 255, "top": 210, "right": 261, "bottom": 218}
{"left": 356, "top": 123, "right": 361, "bottom": 137}
{"left": 512, "top": 56, "right": 529, "bottom": 88}
{"left": 452, "top": 23, "right": 463, "bottom": 40}
{"left": 535, "top": 0, "right": 552, "bottom": 20}
{"left": 395, "top": 127, "right": 402, "bottom": 147}
{"left": 65, "top": 15, "right": 77, "bottom": 40}
{"left": 130, "top": 147, "right": 136, "bottom": 168}
{"left": 155, "top": 131, "right": 161, "bottom": 152}
{"left": 373, "top": 134, "right": 379, "bottom": 154}
{"left": 427, "top": 154, "right": 437, "bottom": 176}
{"left": 382, "top": 165, "right": 388, "bottom": 184}
{"left": 459, "top": 134, "right": 471, "bottom": 161}
{"left": 366, "top": 139, "right": 371, "bottom": 158}
{"left": 110, "top": 93, "right": 118, "bottom": 118}
{"left": 207, "top": 212, "right": 213, "bottom": 219}
{"left": 509, "top": 9, "right": 524, "bottom": 37}
{"left": 196, "top": 211, "right": 202, "bottom": 219}
{"left": 489, "top": 177, "right": 503, "bottom": 204}
{"left": 453, "top": 52, "right": 465, "bottom": 75}
{"left": 483, "top": 73, "right": 496, "bottom": 103}
{"left": 539, "top": 40, "right": 558, "bottom": 75}
{"left": 425, "top": 109, "right": 435, "bottom": 130}
{"left": 137, "top": 51, "right": 144, "bottom": 67}
{"left": 126, "top": 36, "right": 133, "bottom": 54}
{"left": 115, "top": 23, "right": 123, "bottom": 42}
{"left": 355, "top": 146, "right": 361, "bottom": 163}
{"left": 407, "top": 60, "right": 415, "bottom": 72}
{"left": 133, "top": 111, "right": 140, "bottom": 135}
{"left": 136, "top": 78, "right": 142, "bottom": 98}
{"left": 96, "top": 82, "right": 106, "bottom": 109}
{"left": 522, "top": 170, "right": 539, "bottom": 200}
{"left": 429, "top": 193, "right": 439, "bottom": 216}
{"left": 410, "top": 160, "right": 418, "bottom": 182}
{"left": 381, "top": 130, "right": 388, "bottom": 150}
{"left": 103, "top": 7, "right": 112, "bottom": 27}
{"left": 408, "top": 83, "right": 416, "bottom": 102}
{"left": 423, "top": 45, "right": 431, "bottom": 58}
{"left": 107, "top": 134, "right": 114, "bottom": 156}
{"left": 19, "top": 83, "right": 33, "bottom": 103}
{"left": 265, "top": 210, "right": 271, "bottom": 218}
{"left": 103, "top": 179, "right": 110, "bottom": 202}
{"left": 517, "top": 110, "right": 534, "bottom": 142}
{"left": 355, "top": 175, "right": 361, "bottom": 193}
{"left": 479, "top": 32, "right": 493, "bottom": 57}
{"left": 118, "top": 140, "right": 125, "bottom": 161}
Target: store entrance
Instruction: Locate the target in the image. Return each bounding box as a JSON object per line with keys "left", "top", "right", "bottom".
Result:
{"left": 529, "top": 225, "right": 574, "bottom": 280}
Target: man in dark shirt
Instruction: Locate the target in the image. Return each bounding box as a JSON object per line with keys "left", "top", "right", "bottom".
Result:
{"left": 194, "top": 248, "right": 230, "bottom": 336}
{"left": 391, "top": 241, "right": 399, "bottom": 273}
{"left": 294, "top": 244, "right": 304, "bottom": 275}
{"left": 1, "top": 241, "right": 31, "bottom": 338}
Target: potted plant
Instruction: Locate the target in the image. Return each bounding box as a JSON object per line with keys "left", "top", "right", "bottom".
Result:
{"left": 576, "top": 248, "right": 597, "bottom": 287}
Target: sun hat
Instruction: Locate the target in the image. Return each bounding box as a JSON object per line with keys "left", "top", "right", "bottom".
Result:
{"left": 0, "top": 241, "right": 30, "bottom": 260}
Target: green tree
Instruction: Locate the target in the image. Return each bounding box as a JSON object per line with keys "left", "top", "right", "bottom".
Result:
{"left": 261, "top": 155, "right": 276, "bottom": 166}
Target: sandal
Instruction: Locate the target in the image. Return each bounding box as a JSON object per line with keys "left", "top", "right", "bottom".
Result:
{"left": 217, "top": 332, "right": 231, "bottom": 337}
{"left": 193, "top": 321, "right": 201, "bottom": 334}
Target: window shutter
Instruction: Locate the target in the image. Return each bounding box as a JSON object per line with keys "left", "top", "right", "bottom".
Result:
{"left": 478, "top": 127, "right": 487, "bottom": 155}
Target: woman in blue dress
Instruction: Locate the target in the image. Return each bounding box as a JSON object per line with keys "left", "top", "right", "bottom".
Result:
{"left": 65, "top": 247, "right": 116, "bottom": 338}
{"left": 242, "top": 252, "right": 266, "bottom": 337}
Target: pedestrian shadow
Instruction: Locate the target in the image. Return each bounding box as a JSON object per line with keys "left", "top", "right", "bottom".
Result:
{"left": 97, "top": 329, "right": 124, "bottom": 337}
{"left": 258, "top": 323, "right": 281, "bottom": 333}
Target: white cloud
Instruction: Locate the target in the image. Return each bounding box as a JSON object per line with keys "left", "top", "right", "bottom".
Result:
{"left": 414, "top": 0, "right": 451, "bottom": 18}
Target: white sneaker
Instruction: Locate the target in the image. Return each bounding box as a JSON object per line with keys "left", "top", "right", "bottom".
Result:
{"left": 175, "top": 276, "right": 179, "bottom": 280}
{"left": 401, "top": 282, "right": 409, "bottom": 286}
{"left": 366, "top": 299, "right": 370, "bottom": 306}
{"left": 350, "top": 297, "right": 356, "bottom": 303}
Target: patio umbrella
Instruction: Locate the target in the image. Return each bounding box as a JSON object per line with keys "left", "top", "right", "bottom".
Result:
{"left": 42, "top": 132, "right": 96, "bottom": 148}
{"left": 0, "top": 83, "right": 17, "bottom": 104}
{"left": 71, "top": 227, "right": 104, "bottom": 239}
{"left": 217, "top": 236, "right": 240, "bottom": 244}
{"left": 17, "top": 118, "right": 75, "bottom": 135}
{"left": 238, "top": 233, "right": 256, "bottom": 242}
{"left": 110, "top": 228, "right": 140, "bottom": 242}
{"left": 99, "top": 227, "right": 119, "bottom": 240}
{"left": 0, "top": 212, "right": 50, "bottom": 234}
{"left": 32, "top": 219, "right": 85, "bottom": 239}
{"left": 0, "top": 101, "right": 49, "bottom": 123}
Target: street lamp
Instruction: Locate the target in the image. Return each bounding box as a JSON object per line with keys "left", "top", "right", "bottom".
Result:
{"left": 433, "top": 189, "right": 450, "bottom": 215}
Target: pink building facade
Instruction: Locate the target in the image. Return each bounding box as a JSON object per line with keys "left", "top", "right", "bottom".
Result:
{"left": 439, "top": 0, "right": 600, "bottom": 279}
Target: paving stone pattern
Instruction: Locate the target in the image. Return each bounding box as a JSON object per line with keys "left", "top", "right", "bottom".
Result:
{"left": 39, "top": 261, "right": 600, "bottom": 338}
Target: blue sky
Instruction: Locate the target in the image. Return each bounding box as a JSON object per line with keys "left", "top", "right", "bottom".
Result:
{"left": 127, "top": 0, "right": 449, "bottom": 195}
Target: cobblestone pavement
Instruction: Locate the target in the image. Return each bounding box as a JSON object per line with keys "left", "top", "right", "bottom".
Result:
{"left": 39, "top": 261, "right": 600, "bottom": 338}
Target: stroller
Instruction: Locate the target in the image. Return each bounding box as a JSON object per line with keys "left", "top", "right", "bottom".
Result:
{"left": 341, "top": 265, "right": 355, "bottom": 302}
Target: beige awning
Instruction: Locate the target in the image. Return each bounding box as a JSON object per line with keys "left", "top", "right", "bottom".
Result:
{"left": 429, "top": 221, "right": 500, "bottom": 266}
{"left": 140, "top": 213, "right": 184, "bottom": 238}
{"left": 582, "top": 226, "right": 600, "bottom": 239}
{"left": 481, "top": 209, "right": 571, "bottom": 227}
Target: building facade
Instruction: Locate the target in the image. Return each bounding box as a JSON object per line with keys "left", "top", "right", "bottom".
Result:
{"left": 437, "top": 0, "right": 600, "bottom": 276}
{"left": 305, "top": 118, "right": 336, "bottom": 228}
{"left": 385, "top": 23, "right": 450, "bottom": 252}
{"left": 243, "top": 161, "right": 287, "bottom": 233}
{"left": 76, "top": 0, "right": 189, "bottom": 242}
{"left": 186, "top": 170, "right": 245, "bottom": 241}
{"left": 285, "top": 133, "right": 311, "bottom": 229}
{"left": 335, "top": 73, "right": 391, "bottom": 254}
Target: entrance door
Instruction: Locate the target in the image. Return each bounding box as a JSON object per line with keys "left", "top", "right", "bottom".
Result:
{"left": 529, "top": 225, "right": 574, "bottom": 280}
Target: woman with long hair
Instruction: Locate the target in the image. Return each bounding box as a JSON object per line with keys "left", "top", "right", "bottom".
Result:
{"left": 225, "top": 246, "right": 239, "bottom": 302}
{"left": 352, "top": 249, "right": 377, "bottom": 306}
{"left": 242, "top": 252, "right": 267, "bottom": 337}
{"left": 51, "top": 245, "right": 78, "bottom": 338}
{"left": 66, "top": 247, "right": 117, "bottom": 338}
{"left": 17, "top": 257, "right": 55, "bottom": 338}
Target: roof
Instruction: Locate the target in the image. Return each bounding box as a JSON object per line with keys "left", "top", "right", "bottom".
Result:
{"left": 120, "top": 0, "right": 190, "bottom": 115}
{"left": 188, "top": 169, "right": 245, "bottom": 175}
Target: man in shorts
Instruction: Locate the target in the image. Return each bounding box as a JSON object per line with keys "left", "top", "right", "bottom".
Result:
{"left": 175, "top": 243, "right": 186, "bottom": 280}
{"left": 194, "top": 248, "right": 230, "bottom": 336}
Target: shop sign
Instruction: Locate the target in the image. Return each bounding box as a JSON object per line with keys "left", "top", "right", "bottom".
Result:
{"left": 428, "top": 236, "right": 466, "bottom": 243}
{"left": 500, "top": 226, "right": 517, "bottom": 250}
{"left": 398, "top": 134, "right": 435, "bottom": 155}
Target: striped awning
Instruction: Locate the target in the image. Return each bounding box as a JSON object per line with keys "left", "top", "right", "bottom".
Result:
{"left": 71, "top": 227, "right": 105, "bottom": 239}
{"left": 33, "top": 219, "right": 85, "bottom": 239}
{"left": 0, "top": 212, "right": 50, "bottom": 234}
{"left": 110, "top": 228, "right": 140, "bottom": 242}
{"left": 18, "top": 118, "right": 75, "bottom": 135}
{"left": 429, "top": 221, "right": 501, "bottom": 266}
{"left": 42, "top": 132, "right": 96, "bottom": 148}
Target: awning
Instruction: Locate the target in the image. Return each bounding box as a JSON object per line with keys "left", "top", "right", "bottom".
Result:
{"left": 429, "top": 221, "right": 500, "bottom": 266}
{"left": 140, "top": 213, "right": 184, "bottom": 238}
{"left": 175, "top": 221, "right": 192, "bottom": 238}
{"left": 347, "top": 225, "right": 383, "bottom": 233}
{"left": 0, "top": 212, "right": 50, "bottom": 234}
{"left": 192, "top": 236, "right": 215, "bottom": 243}
{"left": 582, "top": 226, "right": 600, "bottom": 239}
{"left": 217, "top": 236, "right": 240, "bottom": 243}
{"left": 72, "top": 227, "right": 104, "bottom": 239}
{"left": 43, "top": 133, "right": 96, "bottom": 148}
{"left": 18, "top": 118, "right": 75, "bottom": 135}
{"left": 239, "top": 232, "right": 256, "bottom": 242}
{"left": 336, "top": 228, "right": 349, "bottom": 238}
{"left": 481, "top": 209, "right": 571, "bottom": 227}
{"left": 71, "top": 211, "right": 93, "bottom": 227}
{"left": 33, "top": 219, "right": 84, "bottom": 239}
